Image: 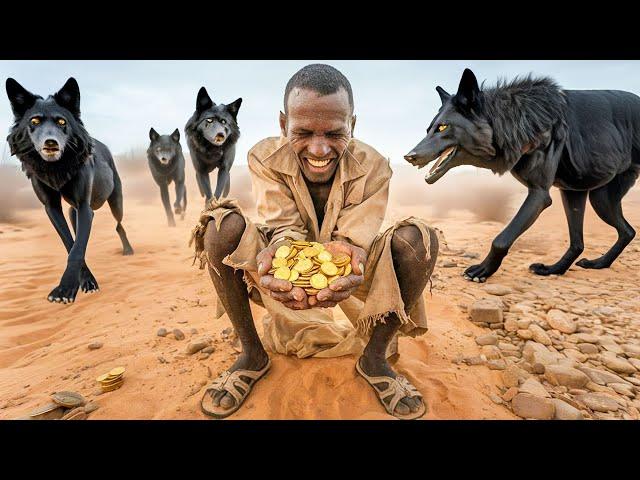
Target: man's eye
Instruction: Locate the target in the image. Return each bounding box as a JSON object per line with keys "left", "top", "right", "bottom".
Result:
{"left": 30, "top": 117, "right": 41, "bottom": 126}
{"left": 57, "top": 118, "right": 66, "bottom": 126}
{"left": 206, "top": 118, "right": 213, "bottom": 123}
{"left": 438, "top": 124, "right": 449, "bottom": 132}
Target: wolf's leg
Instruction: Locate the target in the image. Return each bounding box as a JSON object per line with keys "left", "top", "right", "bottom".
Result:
{"left": 173, "top": 179, "right": 186, "bottom": 218}
{"left": 530, "top": 189, "right": 587, "bottom": 275}
{"left": 68, "top": 206, "right": 77, "bottom": 235}
{"left": 577, "top": 173, "right": 637, "bottom": 269}
{"left": 107, "top": 176, "right": 134, "bottom": 256}
{"left": 159, "top": 183, "right": 176, "bottom": 227}
{"left": 196, "top": 171, "right": 213, "bottom": 205}
{"left": 464, "top": 188, "right": 552, "bottom": 282}
{"left": 214, "top": 166, "right": 230, "bottom": 199}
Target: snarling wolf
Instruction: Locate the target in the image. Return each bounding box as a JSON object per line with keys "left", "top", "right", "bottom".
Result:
{"left": 405, "top": 68, "right": 639, "bottom": 282}
{"left": 5, "top": 77, "right": 134, "bottom": 303}
{"left": 184, "top": 87, "right": 241, "bottom": 204}
{"left": 147, "top": 128, "right": 186, "bottom": 226}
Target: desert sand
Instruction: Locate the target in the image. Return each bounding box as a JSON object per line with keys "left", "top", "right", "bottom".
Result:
{"left": 1, "top": 158, "right": 639, "bottom": 420}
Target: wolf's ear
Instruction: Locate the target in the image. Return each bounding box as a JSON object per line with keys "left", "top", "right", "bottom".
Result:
{"left": 149, "top": 128, "right": 159, "bottom": 142}
{"left": 196, "top": 87, "right": 214, "bottom": 113}
{"left": 171, "top": 128, "right": 180, "bottom": 143}
{"left": 54, "top": 77, "right": 81, "bottom": 117}
{"left": 455, "top": 68, "right": 480, "bottom": 111}
{"left": 227, "top": 98, "right": 242, "bottom": 119}
{"left": 6, "top": 78, "right": 38, "bottom": 117}
{"left": 436, "top": 86, "right": 451, "bottom": 105}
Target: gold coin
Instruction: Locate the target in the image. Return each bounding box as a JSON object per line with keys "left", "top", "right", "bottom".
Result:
{"left": 310, "top": 273, "right": 328, "bottom": 289}
{"left": 96, "top": 373, "right": 110, "bottom": 383}
{"left": 327, "top": 275, "right": 340, "bottom": 284}
{"left": 288, "top": 270, "right": 299, "bottom": 282}
{"left": 286, "top": 248, "right": 299, "bottom": 260}
{"left": 333, "top": 254, "right": 350, "bottom": 266}
{"left": 101, "top": 381, "right": 124, "bottom": 392}
{"left": 293, "top": 259, "right": 313, "bottom": 273}
{"left": 305, "top": 288, "right": 320, "bottom": 295}
{"left": 320, "top": 262, "right": 338, "bottom": 276}
{"left": 272, "top": 257, "right": 288, "bottom": 268}
{"left": 310, "top": 242, "right": 324, "bottom": 251}
{"left": 109, "top": 367, "right": 125, "bottom": 377}
{"left": 302, "top": 246, "right": 320, "bottom": 257}
{"left": 274, "top": 267, "right": 291, "bottom": 280}
{"left": 344, "top": 263, "right": 352, "bottom": 276}
{"left": 317, "top": 250, "right": 332, "bottom": 262}
{"left": 275, "top": 245, "right": 291, "bottom": 259}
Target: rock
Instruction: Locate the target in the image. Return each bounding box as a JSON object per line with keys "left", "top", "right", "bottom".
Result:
{"left": 190, "top": 328, "right": 199, "bottom": 335}
{"left": 62, "top": 409, "right": 88, "bottom": 420}
{"left": 575, "top": 393, "right": 620, "bottom": 412}
{"left": 629, "top": 358, "right": 640, "bottom": 371}
{"left": 173, "top": 329, "right": 185, "bottom": 341}
{"left": 83, "top": 402, "right": 100, "bottom": 414}
{"left": 186, "top": 339, "right": 210, "bottom": 355}
{"left": 469, "top": 299, "right": 503, "bottom": 324}
{"left": 442, "top": 260, "right": 457, "bottom": 268}
{"left": 512, "top": 393, "right": 555, "bottom": 419}
{"left": 157, "top": 328, "right": 168, "bottom": 337}
{"left": 504, "top": 318, "right": 519, "bottom": 333}
{"left": 485, "top": 284, "right": 513, "bottom": 296}
{"left": 570, "top": 333, "right": 599, "bottom": 344}
{"left": 523, "top": 341, "right": 562, "bottom": 366}
{"left": 578, "top": 343, "right": 599, "bottom": 355}
{"left": 546, "top": 309, "right": 577, "bottom": 334}
{"left": 622, "top": 344, "right": 640, "bottom": 359}
{"left": 517, "top": 329, "right": 533, "bottom": 340}
{"left": 88, "top": 342, "right": 103, "bottom": 350}
{"left": 487, "top": 359, "right": 507, "bottom": 370}
{"left": 463, "top": 355, "right": 487, "bottom": 366}
{"left": 502, "top": 387, "right": 519, "bottom": 402}
{"left": 157, "top": 355, "right": 168, "bottom": 364}
{"left": 517, "top": 319, "right": 532, "bottom": 330}
{"left": 475, "top": 333, "right": 498, "bottom": 346}
{"left": 563, "top": 349, "right": 587, "bottom": 363}
{"left": 221, "top": 327, "right": 233, "bottom": 337}
{"left": 502, "top": 365, "right": 529, "bottom": 388}
{"left": 609, "top": 383, "right": 635, "bottom": 397}
{"left": 519, "top": 378, "right": 551, "bottom": 398}
{"left": 550, "top": 399, "right": 584, "bottom": 420}
{"left": 529, "top": 324, "right": 552, "bottom": 346}
{"left": 481, "top": 345, "right": 502, "bottom": 360}
{"left": 603, "top": 356, "right": 637, "bottom": 375}
{"left": 576, "top": 366, "right": 630, "bottom": 386}
{"left": 202, "top": 346, "right": 215, "bottom": 354}
{"left": 489, "top": 393, "right": 504, "bottom": 405}
{"left": 544, "top": 365, "right": 590, "bottom": 388}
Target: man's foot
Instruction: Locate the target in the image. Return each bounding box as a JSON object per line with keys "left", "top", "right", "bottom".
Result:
{"left": 201, "top": 351, "right": 270, "bottom": 419}
{"left": 356, "top": 355, "right": 425, "bottom": 419}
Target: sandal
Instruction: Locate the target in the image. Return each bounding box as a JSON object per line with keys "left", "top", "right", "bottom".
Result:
{"left": 200, "top": 359, "right": 271, "bottom": 419}
{"left": 355, "top": 357, "right": 426, "bottom": 420}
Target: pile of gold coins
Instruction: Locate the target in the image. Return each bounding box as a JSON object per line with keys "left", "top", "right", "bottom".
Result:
{"left": 268, "top": 240, "right": 352, "bottom": 296}
{"left": 96, "top": 366, "right": 126, "bottom": 393}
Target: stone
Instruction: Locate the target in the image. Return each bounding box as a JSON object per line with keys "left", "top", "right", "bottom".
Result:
{"left": 519, "top": 377, "right": 551, "bottom": 398}
{"left": 530, "top": 324, "right": 552, "bottom": 346}
{"left": 481, "top": 345, "right": 502, "bottom": 360}
{"left": 523, "top": 341, "right": 562, "bottom": 366}
{"left": 202, "top": 346, "right": 215, "bottom": 354}
{"left": 551, "top": 399, "right": 584, "bottom": 420}
{"left": 489, "top": 393, "right": 504, "bottom": 405}
{"left": 563, "top": 349, "right": 587, "bottom": 363}
{"left": 475, "top": 334, "right": 498, "bottom": 346}
{"left": 622, "top": 344, "right": 640, "bottom": 359}
{"left": 576, "top": 366, "right": 630, "bottom": 386}
{"left": 546, "top": 309, "right": 577, "bottom": 334}
{"left": 517, "top": 319, "right": 532, "bottom": 330}
{"left": 512, "top": 393, "right": 555, "bottom": 419}
{"left": 186, "top": 339, "right": 210, "bottom": 355}
{"left": 570, "top": 333, "right": 599, "bottom": 344}
{"left": 173, "top": 329, "right": 185, "bottom": 341}
{"left": 463, "top": 355, "right": 487, "bottom": 366}
{"left": 517, "top": 329, "right": 533, "bottom": 340}
{"left": 469, "top": 299, "right": 503, "bottom": 324}
{"left": 609, "top": 383, "right": 635, "bottom": 397}
{"left": 502, "top": 365, "right": 529, "bottom": 388}
{"left": 502, "top": 387, "right": 519, "bottom": 402}
{"left": 88, "top": 342, "right": 103, "bottom": 350}
{"left": 83, "top": 402, "right": 100, "bottom": 414}
{"left": 544, "top": 365, "right": 590, "bottom": 388}
{"left": 575, "top": 393, "right": 620, "bottom": 412}
{"left": 157, "top": 328, "right": 168, "bottom": 337}
{"left": 629, "top": 358, "right": 640, "bottom": 371}
{"left": 578, "top": 343, "right": 599, "bottom": 355}
{"left": 485, "top": 284, "right": 513, "bottom": 296}
{"left": 504, "top": 318, "right": 519, "bottom": 333}
{"left": 603, "top": 356, "right": 637, "bottom": 375}
{"left": 487, "top": 359, "right": 507, "bottom": 370}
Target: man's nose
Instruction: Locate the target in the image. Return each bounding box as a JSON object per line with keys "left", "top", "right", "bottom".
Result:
{"left": 307, "top": 139, "right": 331, "bottom": 159}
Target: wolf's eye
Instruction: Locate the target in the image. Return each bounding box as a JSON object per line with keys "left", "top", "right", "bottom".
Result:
{"left": 206, "top": 118, "right": 214, "bottom": 123}
{"left": 437, "top": 124, "right": 449, "bottom": 132}
{"left": 221, "top": 119, "right": 226, "bottom": 125}
{"left": 30, "top": 117, "right": 41, "bottom": 126}
{"left": 57, "top": 118, "right": 66, "bottom": 126}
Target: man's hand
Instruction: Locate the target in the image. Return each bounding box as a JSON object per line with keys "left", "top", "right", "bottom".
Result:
{"left": 309, "top": 240, "right": 367, "bottom": 307}
{"left": 257, "top": 241, "right": 311, "bottom": 310}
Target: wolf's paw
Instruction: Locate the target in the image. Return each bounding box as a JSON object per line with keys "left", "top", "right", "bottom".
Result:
{"left": 47, "top": 283, "right": 79, "bottom": 304}
{"left": 462, "top": 264, "right": 493, "bottom": 283}
{"left": 123, "top": 245, "right": 134, "bottom": 256}
{"left": 168, "top": 218, "right": 176, "bottom": 227}
{"left": 576, "top": 257, "right": 610, "bottom": 269}
{"left": 80, "top": 267, "right": 100, "bottom": 294}
{"left": 529, "top": 263, "right": 563, "bottom": 276}
{"left": 174, "top": 206, "right": 182, "bottom": 215}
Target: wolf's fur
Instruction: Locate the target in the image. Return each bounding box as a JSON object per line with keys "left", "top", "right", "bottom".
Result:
{"left": 406, "top": 68, "right": 639, "bottom": 282}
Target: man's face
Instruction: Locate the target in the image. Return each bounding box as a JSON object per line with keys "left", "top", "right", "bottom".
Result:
{"left": 281, "top": 87, "right": 355, "bottom": 184}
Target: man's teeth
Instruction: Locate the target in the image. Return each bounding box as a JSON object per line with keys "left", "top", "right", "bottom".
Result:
{"left": 307, "top": 158, "right": 331, "bottom": 168}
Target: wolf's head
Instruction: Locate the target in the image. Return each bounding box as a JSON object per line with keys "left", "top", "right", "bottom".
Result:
{"left": 404, "top": 69, "right": 497, "bottom": 184}
{"left": 148, "top": 128, "right": 181, "bottom": 166}
{"left": 6, "top": 77, "right": 90, "bottom": 163}
{"left": 185, "top": 87, "right": 241, "bottom": 148}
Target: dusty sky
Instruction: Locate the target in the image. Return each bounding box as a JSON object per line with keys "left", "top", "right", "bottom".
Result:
{"left": 2, "top": 60, "right": 640, "bottom": 166}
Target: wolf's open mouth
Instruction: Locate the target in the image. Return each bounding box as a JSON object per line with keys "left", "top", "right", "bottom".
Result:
{"left": 42, "top": 147, "right": 60, "bottom": 157}
{"left": 425, "top": 146, "right": 457, "bottom": 183}
{"left": 214, "top": 134, "right": 226, "bottom": 144}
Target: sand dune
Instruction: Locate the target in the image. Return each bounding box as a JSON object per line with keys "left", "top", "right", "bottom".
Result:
{"left": 1, "top": 154, "right": 638, "bottom": 419}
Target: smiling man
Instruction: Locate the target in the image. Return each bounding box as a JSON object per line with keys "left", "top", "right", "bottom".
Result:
{"left": 191, "top": 64, "right": 439, "bottom": 420}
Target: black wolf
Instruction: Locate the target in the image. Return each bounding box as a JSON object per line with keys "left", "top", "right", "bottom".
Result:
{"left": 147, "top": 128, "right": 186, "bottom": 226}
{"left": 6, "top": 77, "right": 134, "bottom": 304}
{"left": 184, "top": 87, "right": 241, "bottom": 204}
{"left": 405, "top": 68, "right": 639, "bottom": 282}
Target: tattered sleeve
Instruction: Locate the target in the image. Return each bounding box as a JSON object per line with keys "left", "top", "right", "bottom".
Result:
{"left": 248, "top": 153, "right": 309, "bottom": 245}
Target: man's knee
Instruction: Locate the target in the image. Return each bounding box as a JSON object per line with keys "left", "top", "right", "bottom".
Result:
{"left": 391, "top": 225, "right": 439, "bottom": 271}
{"left": 203, "top": 212, "right": 246, "bottom": 264}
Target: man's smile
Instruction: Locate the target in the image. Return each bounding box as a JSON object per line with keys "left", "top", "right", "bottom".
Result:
{"left": 304, "top": 156, "right": 335, "bottom": 172}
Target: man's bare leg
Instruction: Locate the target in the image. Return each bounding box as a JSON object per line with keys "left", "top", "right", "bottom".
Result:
{"left": 203, "top": 212, "right": 269, "bottom": 410}
{"left": 359, "top": 225, "right": 439, "bottom": 416}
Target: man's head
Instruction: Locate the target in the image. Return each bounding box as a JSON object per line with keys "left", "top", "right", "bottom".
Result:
{"left": 280, "top": 64, "right": 356, "bottom": 184}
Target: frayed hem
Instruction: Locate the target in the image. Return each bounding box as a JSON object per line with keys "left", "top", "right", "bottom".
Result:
{"left": 356, "top": 308, "right": 417, "bottom": 337}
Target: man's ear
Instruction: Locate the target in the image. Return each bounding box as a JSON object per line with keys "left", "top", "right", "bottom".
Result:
{"left": 149, "top": 127, "right": 159, "bottom": 142}
{"left": 6, "top": 78, "right": 38, "bottom": 117}
{"left": 171, "top": 128, "right": 180, "bottom": 143}
{"left": 436, "top": 86, "right": 451, "bottom": 105}
{"left": 454, "top": 68, "right": 481, "bottom": 111}
{"left": 196, "top": 87, "right": 214, "bottom": 113}
{"left": 279, "top": 111, "right": 287, "bottom": 136}
{"left": 351, "top": 115, "right": 357, "bottom": 136}
{"left": 54, "top": 77, "right": 81, "bottom": 118}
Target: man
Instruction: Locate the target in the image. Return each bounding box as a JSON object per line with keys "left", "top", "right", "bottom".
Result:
{"left": 191, "top": 64, "right": 439, "bottom": 419}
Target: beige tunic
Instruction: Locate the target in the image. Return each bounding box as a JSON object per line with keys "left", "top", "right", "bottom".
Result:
{"left": 191, "top": 136, "right": 434, "bottom": 358}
